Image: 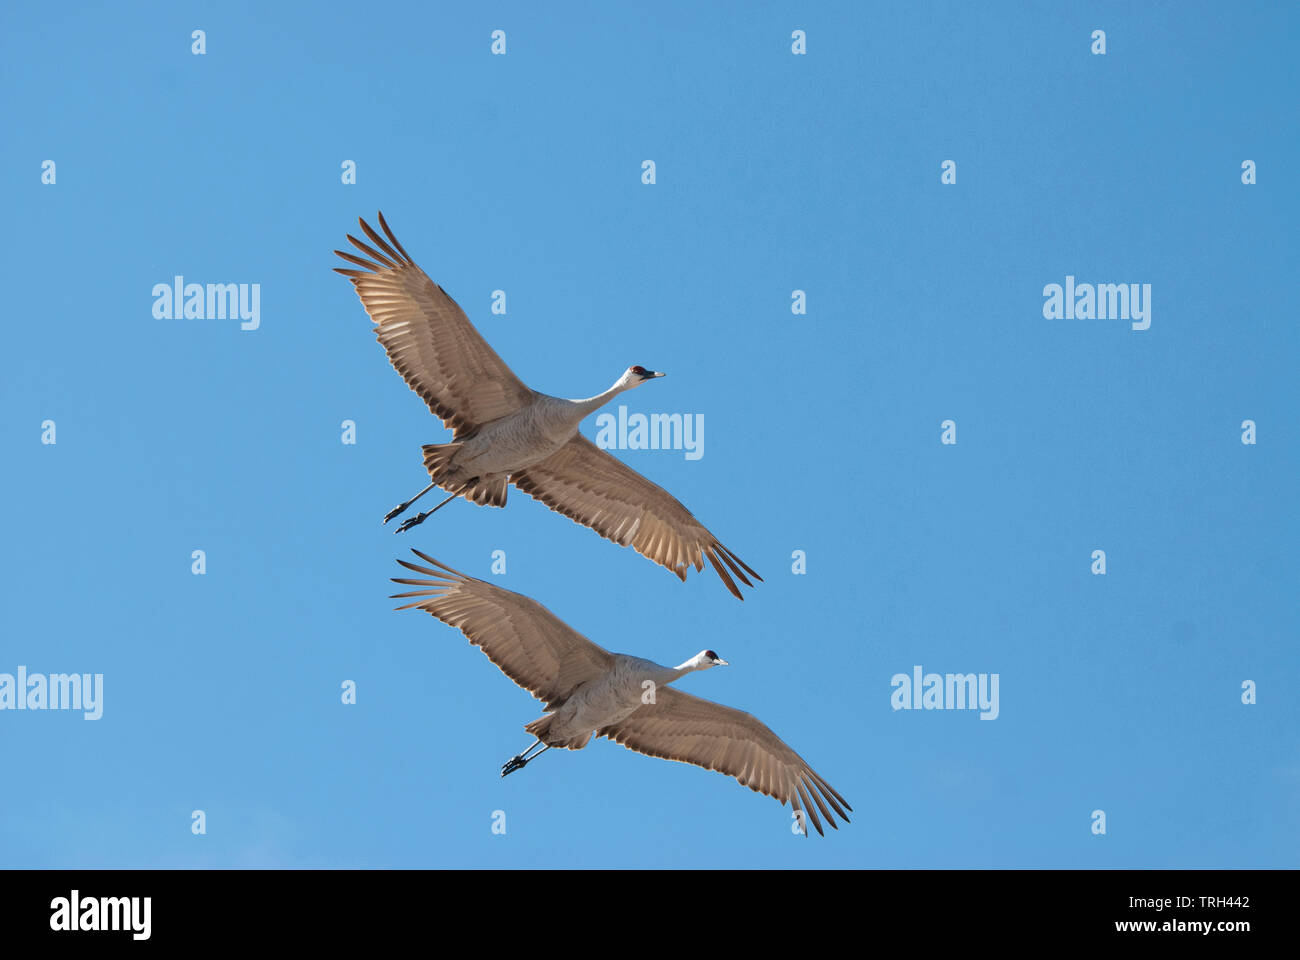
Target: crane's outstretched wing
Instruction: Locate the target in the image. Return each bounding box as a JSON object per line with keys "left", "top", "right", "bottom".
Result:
{"left": 334, "top": 212, "right": 535, "bottom": 437}
{"left": 511, "top": 436, "right": 761, "bottom": 600}
{"left": 390, "top": 550, "right": 614, "bottom": 709}
{"left": 598, "top": 687, "right": 851, "bottom": 836}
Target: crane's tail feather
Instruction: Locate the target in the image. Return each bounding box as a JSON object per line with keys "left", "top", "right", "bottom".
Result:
{"left": 463, "top": 476, "right": 508, "bottom": 507}
{"left": 420, "top": 444, "right": 508, "bottom": 507}
{"left": 420, "top": 442, "right": 461, "bottom": 482}
{"left": 523, "top": 715, "right": 553, "bottom": 741}
{"left": 524, "top": 715, "right": 591, "bottom": 750}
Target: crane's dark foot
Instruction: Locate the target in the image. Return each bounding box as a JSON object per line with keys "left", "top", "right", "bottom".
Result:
{"left": 394, "top": 511, "right": 430, "bottom": 534}
{"left": 501, "top": 755, "right": 530, "bottom": 777}
{"left": 382, "top": 502, "right": 411, "bottom": 524}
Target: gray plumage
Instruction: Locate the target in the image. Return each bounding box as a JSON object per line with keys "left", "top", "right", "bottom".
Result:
{"left": 391, "top": 550, "right": 850, "bottom": 836}
{"left": 335, "top": 212, "right": 760, "bottom": 599}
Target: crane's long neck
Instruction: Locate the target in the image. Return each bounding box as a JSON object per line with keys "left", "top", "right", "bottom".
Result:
{"left": 667, "top": 658, "right": 708, "bottom": 681}
{"left": 569, "top": 378, "right": 631, "bottom": 417}
{"left": 634, "top": 659, "right": 702, "bottom": 689}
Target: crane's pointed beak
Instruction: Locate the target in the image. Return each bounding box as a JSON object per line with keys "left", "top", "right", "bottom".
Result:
{"left": 713, "top": 658, "right": 729, "bottom": 666}
{"left": 649, "top": 371, "right": 665, "bottom": 378}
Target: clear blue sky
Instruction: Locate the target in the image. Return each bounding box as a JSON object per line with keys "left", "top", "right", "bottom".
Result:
{"left": 2, "top": 1, "right": 1296, "bottom": 868}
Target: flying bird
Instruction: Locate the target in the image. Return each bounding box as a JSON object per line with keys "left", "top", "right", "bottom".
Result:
{"left": 335, "top": 212, "right": 760, "bottom": 601}
{"left": 390, "top": 550, "right": 850, "bottom": 836}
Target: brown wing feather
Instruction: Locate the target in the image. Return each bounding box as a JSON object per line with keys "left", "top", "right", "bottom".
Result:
{"left": 389, "top": 550, "right": 613, "bottom": 709}
{"left": 512, "top": 436, "right": 761, "bottom": 600}
{"left": 334, "top": 212, "right": 534, "bottom": 437}
{"left": 598, "top": 687, "right": 851, "bottom": 836}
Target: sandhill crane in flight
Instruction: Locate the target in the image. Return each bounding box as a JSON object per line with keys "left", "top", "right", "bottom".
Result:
{"left": 390, "top": 550, "right": 851, "bottom": 835}
{"left": 334, "top": 213, "right": 760, "bottom": 600}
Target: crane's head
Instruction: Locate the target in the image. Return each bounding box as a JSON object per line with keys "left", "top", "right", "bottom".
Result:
{"left": 620, "top": 365, "right": 665, "bottom": 389}
{"left": 675, "top": 649, "right": 728, "bottom": 673}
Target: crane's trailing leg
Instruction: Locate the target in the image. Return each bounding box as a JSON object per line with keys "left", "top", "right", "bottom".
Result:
{"left": 501, "top": 740, "right": 550, "bottom": 777}
{"left": 394, "top": 491, "right": 459, "bottom": 534}
{"left": 383, "top": 482, "right": 437, "bottom": 524}
{"left": 392, "top": 479, "right": 479, "bottom": 533}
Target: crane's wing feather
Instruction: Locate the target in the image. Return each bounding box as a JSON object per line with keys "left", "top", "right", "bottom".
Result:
{"left": 511, "top": 436, "right": 761, "bottom": 600}
{"left": 334, "top": 212, "right": 534, "bottom": 437}
{"left": 390, "top": 550, "right": 614, "bottom": 709}
{"left": 598, "top": 687, "right": 851, "bottom": 836}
